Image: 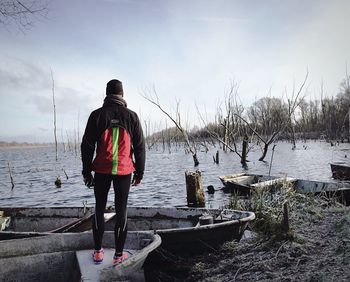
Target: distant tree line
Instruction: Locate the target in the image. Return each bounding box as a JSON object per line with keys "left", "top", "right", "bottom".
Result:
{"left": 146, "top": 75, "right": 350, "bottom": 150}
{"left": 0, "top": 141, "right": 52, "bottom": 147}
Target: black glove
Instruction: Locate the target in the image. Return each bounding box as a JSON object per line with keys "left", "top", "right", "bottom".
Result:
{"left": 132, "top": 172, "right": 143, "bottom": 186}
{"left": 82, "top": 171, "right": 94, "bottom": 188}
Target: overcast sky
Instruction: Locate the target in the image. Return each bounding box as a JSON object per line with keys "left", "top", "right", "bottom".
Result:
{"left": 1, "top": 0, "right": 349, "bottom": 142}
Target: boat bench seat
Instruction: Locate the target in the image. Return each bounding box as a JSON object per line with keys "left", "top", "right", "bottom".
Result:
{"left": 226, "top": 175, "right": 256, "bottom": 186}
{"left": 250, "top": 177, "right": 297, "bottom": 188}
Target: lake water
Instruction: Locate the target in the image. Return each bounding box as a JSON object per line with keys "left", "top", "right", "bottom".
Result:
{"left": 0, "top": 140, "right": 349, "bottom": 208}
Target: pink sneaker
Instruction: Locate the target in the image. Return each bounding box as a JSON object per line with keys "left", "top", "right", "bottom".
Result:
{"left": 113, "top": 251, "right": 129, "bottom": 265}
{"left": 92, "top": 249, "right": 104, "bottom": 264}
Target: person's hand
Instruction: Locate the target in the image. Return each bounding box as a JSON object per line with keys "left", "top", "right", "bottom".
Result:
{"left": 131, "top": 173, "right": 142, "bottom": 186}
{"left": 83, "top": 172, "right": 94, "bottom": 188}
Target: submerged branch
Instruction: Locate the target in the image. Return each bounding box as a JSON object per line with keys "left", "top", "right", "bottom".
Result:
{"left": 7, "top": 161, "right": 14, "bottom": 189}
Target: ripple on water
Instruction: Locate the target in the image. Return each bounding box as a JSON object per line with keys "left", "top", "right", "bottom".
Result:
{"left": 0, "top": 141, "right": 349, "bottom": 208}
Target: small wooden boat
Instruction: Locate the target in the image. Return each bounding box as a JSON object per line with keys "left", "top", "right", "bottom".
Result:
{"left": 330, "top": 162, "right": 350, "bottom": 180}
{"left": 115, "top": 206, "right": 255, "bottom": 253}
{"left": 0, "top": 206, "right": 115, "bottom": 238}
{"left": 219, "top": 173, "right": 350, "bottom": 205}
{"left": 0, "top": 231, "right": 161, "bottom": 282}
{"left": 0, "top": 206, "right": 255, "bottom": 253}
{"left": 219, "top": 173, "right": 296, "bottom": 195}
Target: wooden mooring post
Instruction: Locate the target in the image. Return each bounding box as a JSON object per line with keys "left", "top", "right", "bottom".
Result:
{"left": 185, "top": 170, "right": 205, "bottom": 207}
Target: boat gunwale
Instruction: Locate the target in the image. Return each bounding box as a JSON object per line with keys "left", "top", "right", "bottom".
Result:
{"left": 0, "top": 206, "right": 256, "bottom": 236}
{"left": 154, "top": 209, "right": 256, "bottom": 234}
{"left": 0, "top": 230, "right": 161, "bottom": 259}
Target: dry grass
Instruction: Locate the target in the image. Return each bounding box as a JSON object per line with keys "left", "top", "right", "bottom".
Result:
{"left": 227, "top": 179, "right": 343, "bottom": 240}
{"left": 145, "top": 180, "right": 350, "bottom": 281}
{"left": 186, "top": 181, "right": 350, "bottom": 282}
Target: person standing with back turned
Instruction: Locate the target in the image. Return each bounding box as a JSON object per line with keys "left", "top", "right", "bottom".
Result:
{"left": 81, "top": 79, "right": 145, "bottom": 265}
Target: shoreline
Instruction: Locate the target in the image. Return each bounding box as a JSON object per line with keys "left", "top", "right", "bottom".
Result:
{"left": 0, "top": 143, "right": 55, "bottom": 149}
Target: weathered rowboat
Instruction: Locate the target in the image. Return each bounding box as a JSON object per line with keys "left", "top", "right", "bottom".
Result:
{"left": 330, "top": 162, "right": 350, "bottom": 180}
{"left": 0, "top": 231, "right": 161, "bottom": 282}
{"left": 219, "top": 173, "right": 350, "bottom": 205}
{"left": 0, "top": 206, "right": 101, "bottom": 239}
{"left": 113, "top": 206, "right": 255, "bottom": 253}
{"left": 0, "top": 206, "right": 255, "bottom": 253}
{"left": 219, "top": 173, "right": 285, "bottom": 195}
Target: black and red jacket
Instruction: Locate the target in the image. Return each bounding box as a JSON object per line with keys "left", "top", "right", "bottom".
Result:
{"left": 81, "top": 97, "right": 145, "bottom": 178}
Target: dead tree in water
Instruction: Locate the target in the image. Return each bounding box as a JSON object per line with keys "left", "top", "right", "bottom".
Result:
{"left": 213, "top": 150, "right": 219, "bottom": 164}
{"left": 216, "top": 80, "right": 243, "bottom": 152}
{"left": 7, "top": 161, "right": 14, "bottom": 189}
{"left": 286, "top": 78, "right": 309, "bottom": 148}
{"left": 237, "top": 71, "right": 309, "bottom": 161}
{"left": 196, "top": 80, "right": 250, "bottom": 167}
{"left": 346, "top": 65, "right": 350, "bottom": 142}
{"left": 51, "top": 69, "right": 58, "bottom": 161}
{"left": 287, "top": 98, "right": 296, "bottom": 149}
{"left": 142, "top": 89, "right": 199, "bottom": 166}
{"left": 51, "top": 69, "right": 63, "bottom": 188}
{"left": 196, "top": 100, "right": 250, "bottom": 168}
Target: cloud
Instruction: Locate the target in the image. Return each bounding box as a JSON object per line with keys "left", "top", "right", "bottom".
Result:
{"left": 1, "top": 0, "right": 350, "bottom": 142}
{"left": 0, "top": 55, "right": 99, "bottom": 114}
{"left": 0, "top": 56, "right": 50, "bottom": 95}
{"left": 28, "top": 86, "right": 89, "bottom": 114}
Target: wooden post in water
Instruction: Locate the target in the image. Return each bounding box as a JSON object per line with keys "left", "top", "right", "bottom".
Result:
{"left": 185, "top": 170, "right": 205, "bottom": 207}
{"left": 213, "top": 150, "right": 219, "bottom": 164}
{"left": 241, "top": 134, "right": 248, "bottom": 169}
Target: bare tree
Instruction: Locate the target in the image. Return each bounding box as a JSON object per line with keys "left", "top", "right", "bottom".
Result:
{"left": 196, "top": 80, "right": 252, "bottom": 167}
{"left": 0, "top": 0, "right": 48, "bottom": 30}
{"left": 338, "top": 63, "right": 350, "bottom": 141}
{"left": 142, "top": 88, "right": 199, "bottom": 166}
{"left": 51, "top": 69, "right": 58, "bottom": 161}
{"left": 237, "top": 71, "right": 309, "bottom": 161}
{"left": 197, "top": 110, "right": 242, "bottom": 158}
{"left": 285, "top": 77, "right": 309, "bottom": 148}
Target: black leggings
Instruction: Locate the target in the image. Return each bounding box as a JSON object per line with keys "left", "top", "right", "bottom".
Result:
{"left": 92, "top": 173, "right": 131, "bottom": 253}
